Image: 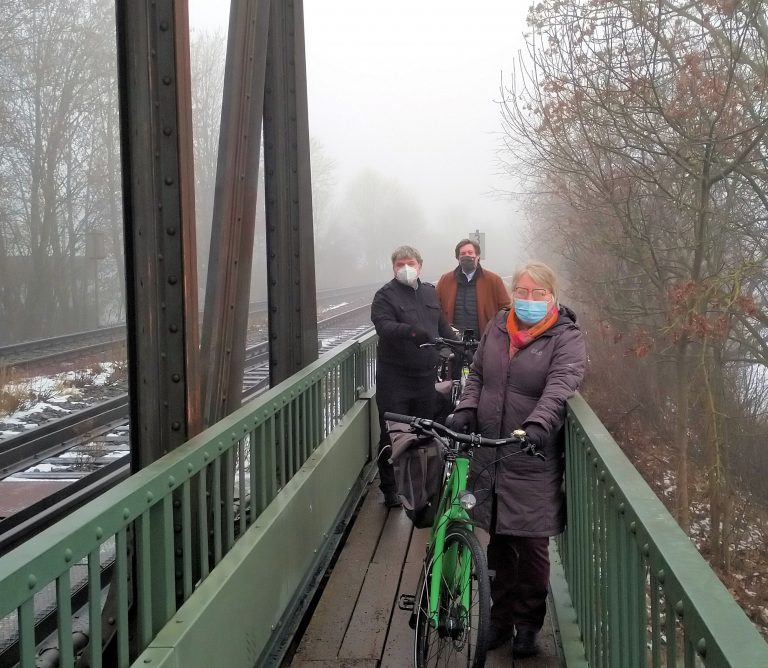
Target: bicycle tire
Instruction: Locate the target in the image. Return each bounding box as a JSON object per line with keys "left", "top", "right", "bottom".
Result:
{"left": 413, "top": 524, "right": 491, "bottom": 668}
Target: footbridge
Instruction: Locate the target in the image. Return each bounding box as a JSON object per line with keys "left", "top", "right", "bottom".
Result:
{"left": 2, "top": 332, "right": 767, "bottom": 667}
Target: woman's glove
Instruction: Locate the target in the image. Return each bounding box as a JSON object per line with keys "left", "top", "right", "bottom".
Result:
{"left": 447, "top": 409, "right": 477, "bottom": 434}
{"left": 522, "top": 422, "right": 548, "bottom": 447}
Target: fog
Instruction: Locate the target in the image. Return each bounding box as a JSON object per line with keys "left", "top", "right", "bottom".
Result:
{"left": 189, "top": 1, "right": 532, "bottom": 288}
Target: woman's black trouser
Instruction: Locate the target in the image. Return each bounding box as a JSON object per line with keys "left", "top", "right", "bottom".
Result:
{"left": 487, "top": 533, "right": 550, "bottom": 632}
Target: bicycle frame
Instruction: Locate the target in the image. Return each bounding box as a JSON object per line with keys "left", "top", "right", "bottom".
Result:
{"left": 424, "top": 439, "right": 474, "bottom": 629}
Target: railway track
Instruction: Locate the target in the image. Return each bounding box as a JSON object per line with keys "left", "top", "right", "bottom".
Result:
{"left": 0, "top": 284, "right": 379, "bottom": 376}
{"left": 0, "top": 303, "right": 374, "bottom": 553}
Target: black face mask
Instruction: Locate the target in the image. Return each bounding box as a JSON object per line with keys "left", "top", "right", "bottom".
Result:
{"left": 459, "top": 257, "right": 477, "bottom": 272}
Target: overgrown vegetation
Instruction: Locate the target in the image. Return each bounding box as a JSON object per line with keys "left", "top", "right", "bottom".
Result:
{"left": 501, "top": 0, "right": 768, "bottom": 635}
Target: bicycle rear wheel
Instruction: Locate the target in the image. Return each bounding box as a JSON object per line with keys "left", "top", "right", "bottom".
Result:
{"left": 413, "top": 524, "right": 491, "bottom": 668}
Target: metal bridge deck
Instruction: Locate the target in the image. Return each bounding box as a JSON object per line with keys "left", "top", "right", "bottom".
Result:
{"left": 289, "top": 481, "right": 561, "bottom": 667}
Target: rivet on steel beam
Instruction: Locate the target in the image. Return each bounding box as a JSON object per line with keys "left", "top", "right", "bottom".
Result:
{"left": 166, "top": 226, "right": 176, "bottom": 235}
{"left": 123, "top": 508, "right": 131, "bottom": 519}
{"left": 95, "top": 527, "right": 103, "bottom": 539}
{"left": 163, "top": 126, "right": 172, "bottom": 136}
{"left": 696, "top": 638, "right": 706, "bottom": 656}
{"left": 642, "top": 543, "right": 650, "bottom": 556}
{"left": 171, "top": 421, "right": 180, "bottom": 431}
{"left": 656, "top": 569, "right": 665, "bottom": 583}
{"left": 64, "top": 549, "right": 73, "bottom": 563}
{"left": 169, "top": 323, "right": 178, "bottom": 333}
{"left": 168, "top": 275, "right": 177, "bottom": 285}
{"left": 28, "top": 574, "right": 37, "bottom": 589}
{"left": 173, "top": 499, "right": 181, "bottom": 509}
{"left": 146, "top": 491, "right": 153, "bottom": 503}
{"left": 172, "top": 373, "right": 181, "bottom": 382}
{"left": 164, "top": 176, "right": 174, "bottom": 185}
{"left": 174, "top": 524, "right": 182, "bottom": 533}
{"left": 618, "top": 503, "right": 626, "bottom": 514}
{"left": 675, "top": 600, "right": 684, "bottom": 616}
{"left": 608, "top": 486, "right": 615, "bottom": 496}
{"left": 187, "top": 463, "right": 193, "bottom": 472}
{"left": 159, "top": 20, "right": 169, "bottom": 31}
{"left": 162, "top": 75, "right": 172, "bottom": 85}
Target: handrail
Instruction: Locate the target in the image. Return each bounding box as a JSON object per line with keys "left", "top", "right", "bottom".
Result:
{"left": 0, "top": 332, "right": 378, "bottom": 667}
{"left": 560, "top": 392, "right": 768, "bottom": 667}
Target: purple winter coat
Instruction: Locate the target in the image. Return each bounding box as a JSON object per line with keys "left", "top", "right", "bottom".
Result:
{"left": 456, "top": 305, "right": 586, "bottom": 537}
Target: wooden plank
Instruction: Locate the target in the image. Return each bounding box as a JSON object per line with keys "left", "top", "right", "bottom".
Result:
{"left": 380, "top": 525, "right": 428, "bottom": 667}
{"left": 338, "top": 507, "right": 413, "bottom": 660}
{"left": 292, "top": 483, "right": 389, "bottom": 662}
{"left": 380, "top": 526, "right": 429, "bottom": 667}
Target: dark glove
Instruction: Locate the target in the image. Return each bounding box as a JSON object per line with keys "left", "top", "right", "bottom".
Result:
{"left": 522, "top": 422, "right": 548, "bottom": 448}
{"left": 447, "top": 409, "right": 477, "bottom": 434}
{"left": 408, "top": 327, "right": 431, "bottom": 346}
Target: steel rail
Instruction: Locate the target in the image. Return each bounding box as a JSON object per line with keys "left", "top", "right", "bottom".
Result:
{"left": 0, "top": 284, "right": 379, "bottom": 372}
{"left": 0, "top": 397, "right": 129, "bottom": 479}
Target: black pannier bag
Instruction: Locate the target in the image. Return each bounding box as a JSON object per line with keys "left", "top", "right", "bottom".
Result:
{"left": 387, "top": 421, "right": 445, "bottom": 528}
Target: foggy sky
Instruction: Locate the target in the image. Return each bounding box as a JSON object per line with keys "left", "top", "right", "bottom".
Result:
{"left": 188, "top": 1, "right": 532, "bottom": 277}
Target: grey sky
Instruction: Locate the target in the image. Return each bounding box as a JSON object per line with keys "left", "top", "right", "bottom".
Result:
{"left": 188, "top": 1, "right": 532, "bottom": 272}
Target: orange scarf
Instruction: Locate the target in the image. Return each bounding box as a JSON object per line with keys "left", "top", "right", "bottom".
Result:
{"left": 506, "top": 304, "right": 558, "bottom": 356}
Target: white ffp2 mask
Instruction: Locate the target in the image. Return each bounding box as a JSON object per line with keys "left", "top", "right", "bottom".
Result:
{"left": 395, "top": 265, "right": 419, "bottom": 288}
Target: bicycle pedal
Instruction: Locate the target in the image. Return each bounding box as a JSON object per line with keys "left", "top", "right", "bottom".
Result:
{"left": 399, "top": 594, "right": 415, "bottom": 611}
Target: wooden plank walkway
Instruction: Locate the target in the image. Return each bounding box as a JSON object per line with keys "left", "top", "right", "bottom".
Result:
{"left": 289, "top": 480, "right": 562, "bottom": 667}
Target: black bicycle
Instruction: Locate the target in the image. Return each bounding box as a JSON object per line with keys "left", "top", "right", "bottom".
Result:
{"left": 425, "top": 329, "right": 480, "bottom": 410}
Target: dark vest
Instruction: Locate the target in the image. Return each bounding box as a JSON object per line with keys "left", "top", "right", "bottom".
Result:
{"left": 452, "top": 272, "right": 479, "bottom": 336}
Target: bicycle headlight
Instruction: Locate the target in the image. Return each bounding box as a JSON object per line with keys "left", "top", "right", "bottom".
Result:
{"left": 459, "top": 490, "right": 477, "bottom": 510}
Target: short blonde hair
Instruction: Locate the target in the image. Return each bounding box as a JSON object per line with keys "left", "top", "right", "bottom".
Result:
{"left": 512, "top": 260, "right": 559, "bottom": 302}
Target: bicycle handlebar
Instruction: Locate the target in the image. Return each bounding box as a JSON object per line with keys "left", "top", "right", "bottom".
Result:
{"left": 420, "top": 336, "right": 479, "bottom": 352}
{"left": 383, "top": 412, "right": 546, "bottom": 460}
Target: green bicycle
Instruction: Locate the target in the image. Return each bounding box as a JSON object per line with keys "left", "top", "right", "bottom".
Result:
{"left": 384, "top": 412, "right": 543, "bottom": 667}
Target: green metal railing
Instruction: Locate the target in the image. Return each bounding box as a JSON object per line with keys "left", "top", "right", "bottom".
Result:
{"left": 560, "top": 393, "right": 768, "bottom": 667}
{"left": 0, "top": 333, "right": 377, "bottom": 668}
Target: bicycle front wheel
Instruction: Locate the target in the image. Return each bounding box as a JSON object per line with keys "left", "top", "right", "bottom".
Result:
{"left": 413, "top": 524, "right": 491, "bottom": 668}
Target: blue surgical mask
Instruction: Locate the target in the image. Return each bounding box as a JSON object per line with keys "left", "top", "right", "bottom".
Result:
{"left": 514, "top": 298, "right": 549, "bottom": 325}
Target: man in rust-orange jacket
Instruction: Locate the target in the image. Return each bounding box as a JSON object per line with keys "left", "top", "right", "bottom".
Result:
{"left": 436, "top": 238, "right": 510, "bottom": 338}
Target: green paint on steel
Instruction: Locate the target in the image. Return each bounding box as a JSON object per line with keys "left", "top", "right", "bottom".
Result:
{"left": 564, "top": 393, "right": 768, "bottom": 667}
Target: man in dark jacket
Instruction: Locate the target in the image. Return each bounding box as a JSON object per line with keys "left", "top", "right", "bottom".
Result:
{"left": 450, "top": 260, "right": 586, "bottom": 658}
{"left": 371, "top": 245, "right": 455, "bottom": 507}
{"left": 436, "top": 238, "right": 510, "bottom": 339}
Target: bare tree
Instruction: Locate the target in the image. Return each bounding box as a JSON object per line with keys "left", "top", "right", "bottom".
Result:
{"left": 0, "top": 0, "right": 121, "bottom": 340}
{"left": 500, "top": 0, "right": 768, "bottom": 542}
